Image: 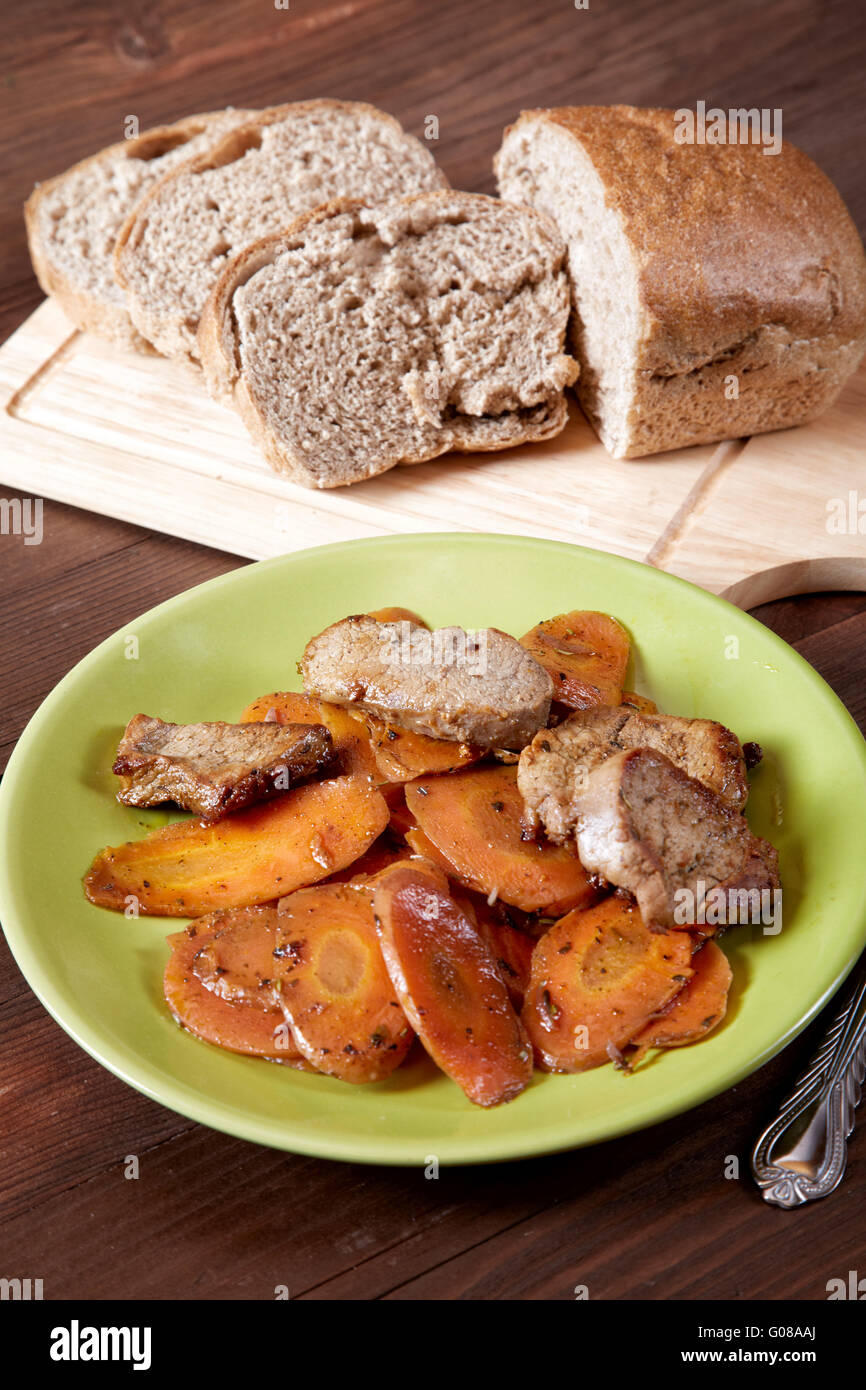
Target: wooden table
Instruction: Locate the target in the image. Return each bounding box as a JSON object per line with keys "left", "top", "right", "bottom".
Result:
{"left": 1, "top": 0, "right": 864, "bottom": 1301}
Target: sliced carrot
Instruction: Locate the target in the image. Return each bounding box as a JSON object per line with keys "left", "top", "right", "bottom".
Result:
{"left": 240, "top": 690, "right": 377, "bottom": 779}
{"left": 621, "top": 690, "right": 659, "bottom": 715}
{"left": 522, "top": 896, "right": 694, "bottom": 1072}
{"left": 326, "top": 830, "right": 414, "bottom": 884}
{"left": 404, "top": 764, "right": 595, "bottom": 915}
{"left": 190, "top": 905, "right": 282, "bottom": 1007}
{"left": 381, "top": 782, "right": 406, "bottom": 810}
{"left": 367, "top": 606, "right": 430, "bottom": 628}
{"left": 386, "top": 787, "right": 417, "bottom": 838}
{"left": 365, "top": 713, "right": 483, "bottom": 783}
{"left": 519, "top": 611, "right": 630, "bottom": 709}
{"left": 240, "top": 690, "right": 312, "bottom": 724}
{"left": 462, "top": 894, "right": 535, "bottom": 1011}
{"left": 274, "top": 881, "right": 414, "bottom": 1082}
{"left": 630, "top": 939, "right": 732, "bottom": 1056}
{"left": 164, "top": 923, "right": 303, "bottom": 1060}
{"left": 371, "top": 861, "right": 533, "bottom": 1107}
{"left": 385, "top": 854, "right": 451, "bottom": 896}
{"left": 404, "top": 823, "right": 458, "bottom": 874}
{"left": 84, "top": 774, "right": 390, "bottom": 917}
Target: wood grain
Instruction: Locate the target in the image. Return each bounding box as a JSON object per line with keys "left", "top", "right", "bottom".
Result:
{"left": 0, "top": 300, "right": 722, "bottom": 571}
{"left": 0, "top": 0, "right": 865, "bottom": 1302}
{"left": 3, "top": 304, "right": 864, "bottom": 599}
{"left": 661, "top": 372, "right": 866, "bottom": 604}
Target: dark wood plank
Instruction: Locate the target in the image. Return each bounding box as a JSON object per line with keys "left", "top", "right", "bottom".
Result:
{"left": 0, "top": 501, "right": 245, "bottom": 772}
{"left": 750, "top": 592, "right": 866, "bottom": 646}
{"left": 0, "top": 488, "right": 146, "bottom": 599}
{"left": 0, "top": 989, "right": 861, "bottom": 1299}
{"left": 2, "top": 0, "right": 865, "bottom": 342}
{"left": 793, "top": 615, "right": 866, "bottom": 730}
{"left": 0, "top": 982, "right": 195, "bottom": 1224}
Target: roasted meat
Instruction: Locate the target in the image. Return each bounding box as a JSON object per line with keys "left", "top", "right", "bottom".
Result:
{"left": 301, "top": 615, "right": 553, "bottom": 749}
{"left": 518, "top": 704, "right": 750, "bottom": 842}
{"left": 113, "top": 713, "right": 333, "bottom": 820}
{"left": 571, "top": 748, "right": 780, "bottom": 930}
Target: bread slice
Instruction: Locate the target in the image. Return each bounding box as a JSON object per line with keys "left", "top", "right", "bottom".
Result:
{"left": 115, "top": 100, "right": 448, "bottom": 362}
{"left": 495, "top": 105, "right": 866, "bottom": 458}
{"left": 24, "top": 109, "right": 255, "bottom": 351}
{"left": 198, "top": 191, "right": 578, "bottom": 488}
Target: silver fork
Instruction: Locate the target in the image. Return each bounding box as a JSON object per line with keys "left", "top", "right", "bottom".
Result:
{"left": 751, "top": 963, "right": 866, "bottom": 1206}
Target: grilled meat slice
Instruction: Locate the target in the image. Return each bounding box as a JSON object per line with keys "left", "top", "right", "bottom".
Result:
{"left": 518, "top": 704, "right": 750, "bottom": 842}
{"left": 301, "top": 615, "right": 553, "bottom": 749}
{"left": 113, "top": 714, "right": 333, "bottom": 820}
{"left": 572, "top": 748, "right": 779, "bottom": 930}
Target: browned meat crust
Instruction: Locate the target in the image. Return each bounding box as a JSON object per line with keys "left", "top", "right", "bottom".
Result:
{"left": 572, "top": 748, "right": 780, "bottom": 930}
{"left": 518, "top": 704, "right": 749, "bottom": 842}
{"left": 113, "top": 714, "right": 333, "bottom": 820}
{"left": 301, "top": 615, "right": 553, "bottom": 749}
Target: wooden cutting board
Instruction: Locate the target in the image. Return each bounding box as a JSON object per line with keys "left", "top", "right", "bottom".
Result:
{"left": 1, "top": 298, "right": 864, "bottom": 607}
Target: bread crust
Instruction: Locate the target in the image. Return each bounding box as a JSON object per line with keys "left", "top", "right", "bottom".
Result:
{"left": 198, "top": 190, "right": 577, "bottom": 488}
{"left": 497, "top": 105, "right": 866, "bottom": 457}
{"left": 24, "top": 111, "right": 254, "bottom": 351}
{"left": 115, "top": 99, "right": 449, "bottom": 361}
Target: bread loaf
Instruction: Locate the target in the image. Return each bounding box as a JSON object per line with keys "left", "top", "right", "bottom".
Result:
{"left": 495, "top": 105, "right": 866, "bottom": 458}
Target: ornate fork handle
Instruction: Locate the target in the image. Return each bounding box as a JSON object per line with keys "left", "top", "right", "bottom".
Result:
{"left": 751, "top": 964, "right": 866, "bottom": 1207}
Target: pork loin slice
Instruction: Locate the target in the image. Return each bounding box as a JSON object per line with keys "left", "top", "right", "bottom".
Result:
{"left": 113, "top": 714, "right": 332, "bottom": 820}
{"left": 518, "top": 704, "right": 750, "bottom": 842}
{"left": 301, "top": 615, "right": 553, "bottom": 750}
{"left": 572, "top": 748, "right": 779, "bottom": 930}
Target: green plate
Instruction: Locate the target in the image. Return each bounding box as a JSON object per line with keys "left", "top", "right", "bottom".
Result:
{"left": 2, "top": 534, "right": 865, "bottom": 1165}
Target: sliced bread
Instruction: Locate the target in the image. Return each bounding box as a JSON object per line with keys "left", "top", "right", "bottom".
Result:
{"left": 495, "top": 105, "right": 866, "bottom": 458}
{"left": 198, "top": 191, "right": 578, "bottom": 488}
{"left": 114, "top": 100, "right": 448, "bottom": 362}
{"left": 24, "top": 109, "right": 255, "bottom": 350}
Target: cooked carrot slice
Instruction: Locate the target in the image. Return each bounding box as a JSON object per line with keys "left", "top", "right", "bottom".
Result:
{"left": 519, "top": 611, "right": 630, "bottom": 709}
{"left": 522, "top": 896, "right": 694, "bottom": 1072}
{"left": 461, "top": 894, "right": 535, "bottom": 1011}
{"left": 404, "top": 764, "right": 595, "bottom": 914}
{"left": 365, "top": 713, "right": 483, "bottom": 783}
{"left": 274, "top": 881, "right": 414, "bottom": 1082}
{"left": 630, "top": 939, "right": 732, "bottom": 1056}
{"left": 386, "top": 787, "right": 417, "bottom": 838}
{"left": 367, "top": 606, "right": 430, "bottom": 628}
{"left": 371, "top": 861, "right": 533, "bottom": 1107}
{"left": 381, "top": 782, "right": 406, "bottom": 810}
{"left": 621, "top": 689, "right": 658, "bottom": 715}
{"left": 190, "top": 905, "right": 282, "bottom": 1007}
{"left": 404, "top": 823, "right": 456, "bottom": 872}
{"left": 84, "top": 774, "right": 390, "bottom": 917}
{"left": 326, "top": 830, "right": 415, "bottom": 884}
{"left": 240, "top": 690, "right": 377, "bottom": 779}
{"left": 164, "top": 923, "right": 304, "bottom": 1061}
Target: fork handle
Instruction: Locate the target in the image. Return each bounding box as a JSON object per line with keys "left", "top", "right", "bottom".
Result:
{"left": 751, "top": 964, "right": 866, "bottom": 1207}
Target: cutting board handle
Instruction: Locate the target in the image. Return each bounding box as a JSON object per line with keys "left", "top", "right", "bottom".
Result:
{"left": 721, "top": 556, "right": 866, "bottom": 610}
